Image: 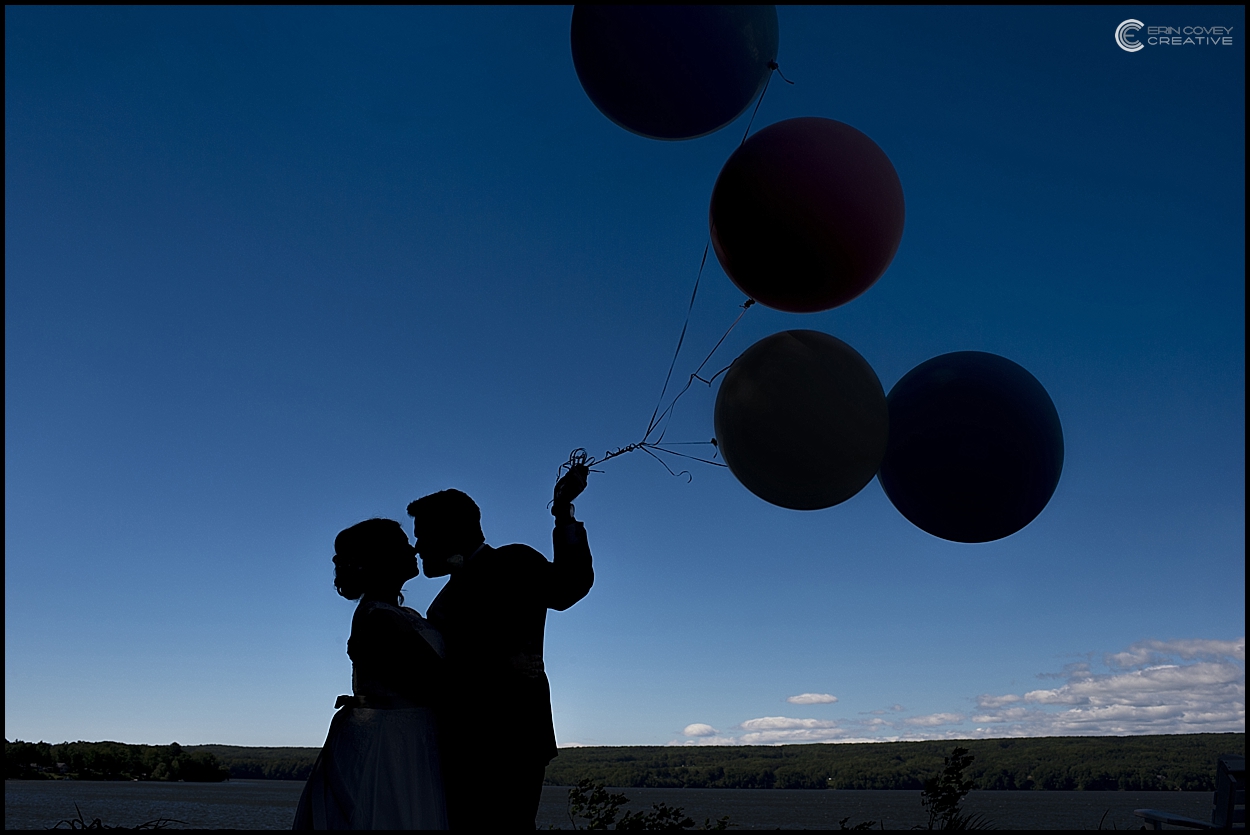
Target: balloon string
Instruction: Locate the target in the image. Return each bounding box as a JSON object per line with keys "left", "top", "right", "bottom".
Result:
{"left": 739, "top": 62, "right": 781, "bottom": 146}
{"left": 646, "top": 299, "right": 753, "bottom": 447}
{"left": 643, "top": 242, "right": 710, "bottom": 442}
{"left": 572, "top": 63, "right": 788, "bottom": 480}
{"left": 567, "top": 291, "right": 747, "bottom": 478}
{"left": 560, "top": 442, "right": 726, "bottom": 485}
{"left": 643, "top": 60, "right": 782, "bottom": 444}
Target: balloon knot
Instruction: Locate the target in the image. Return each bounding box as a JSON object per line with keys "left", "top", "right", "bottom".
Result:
{"left": 768, "top": 61, "right": 795, "bottom": 85}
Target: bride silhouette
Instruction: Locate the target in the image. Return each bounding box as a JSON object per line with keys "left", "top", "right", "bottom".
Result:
{"left": 293, "top": 518, "right": 448, "bottom": 830}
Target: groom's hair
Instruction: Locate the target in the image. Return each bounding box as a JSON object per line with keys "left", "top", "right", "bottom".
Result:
{"left": 407, "top": 489, "right": 483, "bottom": 538}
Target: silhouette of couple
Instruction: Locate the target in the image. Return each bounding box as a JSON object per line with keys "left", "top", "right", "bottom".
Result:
{"left": 294, "top": 465, "right": 593, "bottom": 830}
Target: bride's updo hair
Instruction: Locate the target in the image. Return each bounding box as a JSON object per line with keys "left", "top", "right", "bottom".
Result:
{"left": 332, "top": 518, "right": 411, "bottom": 602}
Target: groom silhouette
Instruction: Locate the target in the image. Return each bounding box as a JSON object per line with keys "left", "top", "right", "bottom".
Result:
{"left": 407, "top": 465, "right": 593, "bottom": 830}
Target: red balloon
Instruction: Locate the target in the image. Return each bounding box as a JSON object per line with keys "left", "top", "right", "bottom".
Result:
{"left": 710, "top": 117, "right": 905, "bottom": 313}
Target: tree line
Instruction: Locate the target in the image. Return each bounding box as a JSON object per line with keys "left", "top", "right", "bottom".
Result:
{"left": 543, "top": 734, "right": 1244, "bottom": 791}
{"left": 6, "top": 740, "right": 229, "bottom": 782}
{"left": 186, "top": 744, "right": 321, "bottom": 782}
{"left": 9, "top": 733, "right": 1241, "bottom": 789}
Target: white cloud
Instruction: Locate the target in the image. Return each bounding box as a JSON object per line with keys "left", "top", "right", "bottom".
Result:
{"left": 739, "top": 727, "right": 850, "bottom": 744}
{"left": 969, "top": 637, "right": 1245, "bottom": 737}
{"left": 1021, "top": 661, "right": 1244, "bottom": 707}
{"left": 667, "top": 733, "right": 750, "bottom": 746}
{"left": 668, "top": 637, "right": 1244, "bottom": 746}
{"left": 733, "top": 716, "right": 842, "bottom": 744}
{"left": 1107, "top": 638, "right": 1245, "bottom": 669}
{"left": 976, "top": 694, "right": 1021, "bottom": 709}
{"left": 739, "top": 716, "right": 839, "bottom": 731}
{"left": 787, "top": 693, "right": 838, "bottom": 705}
{"left": 971, "top": 707, "right": 1031, "bottom": 723}
{"left": 902, "top": 712, "right": 965, "bottom": 727}
{"left": 866, "top": 703, "right": 907, "bottom": 715}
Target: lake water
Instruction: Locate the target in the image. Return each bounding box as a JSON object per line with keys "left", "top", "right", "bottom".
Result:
{"left": 4, "top": 779, "right": 1214, "bottom": 830}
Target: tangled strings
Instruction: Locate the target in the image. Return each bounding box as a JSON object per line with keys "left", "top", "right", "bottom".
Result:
{"left": 564, "top": 64, "right": 792, "bottom": 483}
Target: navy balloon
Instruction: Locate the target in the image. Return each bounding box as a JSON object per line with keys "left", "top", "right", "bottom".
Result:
{"left": 570, "top": 6, "right": 779, "bottom": 140}
{"left": 878, "top": 352, "right": 1064, "bottom": 543}
{"left": 714, "top": 330, "right": 888, "bottom": 511}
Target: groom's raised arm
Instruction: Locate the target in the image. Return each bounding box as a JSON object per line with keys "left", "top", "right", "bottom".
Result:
{"left": 546, "top": 518, "right": 593, "bottom": 611}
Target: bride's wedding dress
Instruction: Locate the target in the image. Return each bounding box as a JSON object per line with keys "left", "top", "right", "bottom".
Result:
{"left": 294, "top": 598, "right": 449, "bottom": 830}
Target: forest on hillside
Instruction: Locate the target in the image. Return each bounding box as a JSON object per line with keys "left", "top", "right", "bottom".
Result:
{"left": 543, "top": 734, "right": 1245, "bottom": 791}
{"left": 188, "top": 744, "right": 320, "bottom": 782}
{"left": 8, "top": 733, "right": 1241, "bottom": 789}
{"left": 5, "top": 740, "right": 229, "bottom": 782}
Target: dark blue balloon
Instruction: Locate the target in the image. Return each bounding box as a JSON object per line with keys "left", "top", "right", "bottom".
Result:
{"left": 570, "top": 6, "right": 779, "bottom": 141}
{"left": 878, "top": 352, "right": 1064, "bottom": 543}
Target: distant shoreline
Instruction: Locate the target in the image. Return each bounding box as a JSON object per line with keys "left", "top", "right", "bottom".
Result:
{"left": 9, "top": 733, "right": 1243, "bottom": 789}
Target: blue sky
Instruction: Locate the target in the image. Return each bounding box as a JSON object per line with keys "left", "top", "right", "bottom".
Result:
{"left": 5, "top": 6, "right": 1244, "bottom": 748}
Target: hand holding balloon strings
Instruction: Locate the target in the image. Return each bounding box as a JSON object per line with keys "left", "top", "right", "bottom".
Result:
{"left": 551, "top": 453, "right": 591, "bottom": 520}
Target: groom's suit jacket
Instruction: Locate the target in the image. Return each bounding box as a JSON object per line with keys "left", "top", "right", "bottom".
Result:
{"left": 426, "top": 519, "right": 593, "bottom": 763}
